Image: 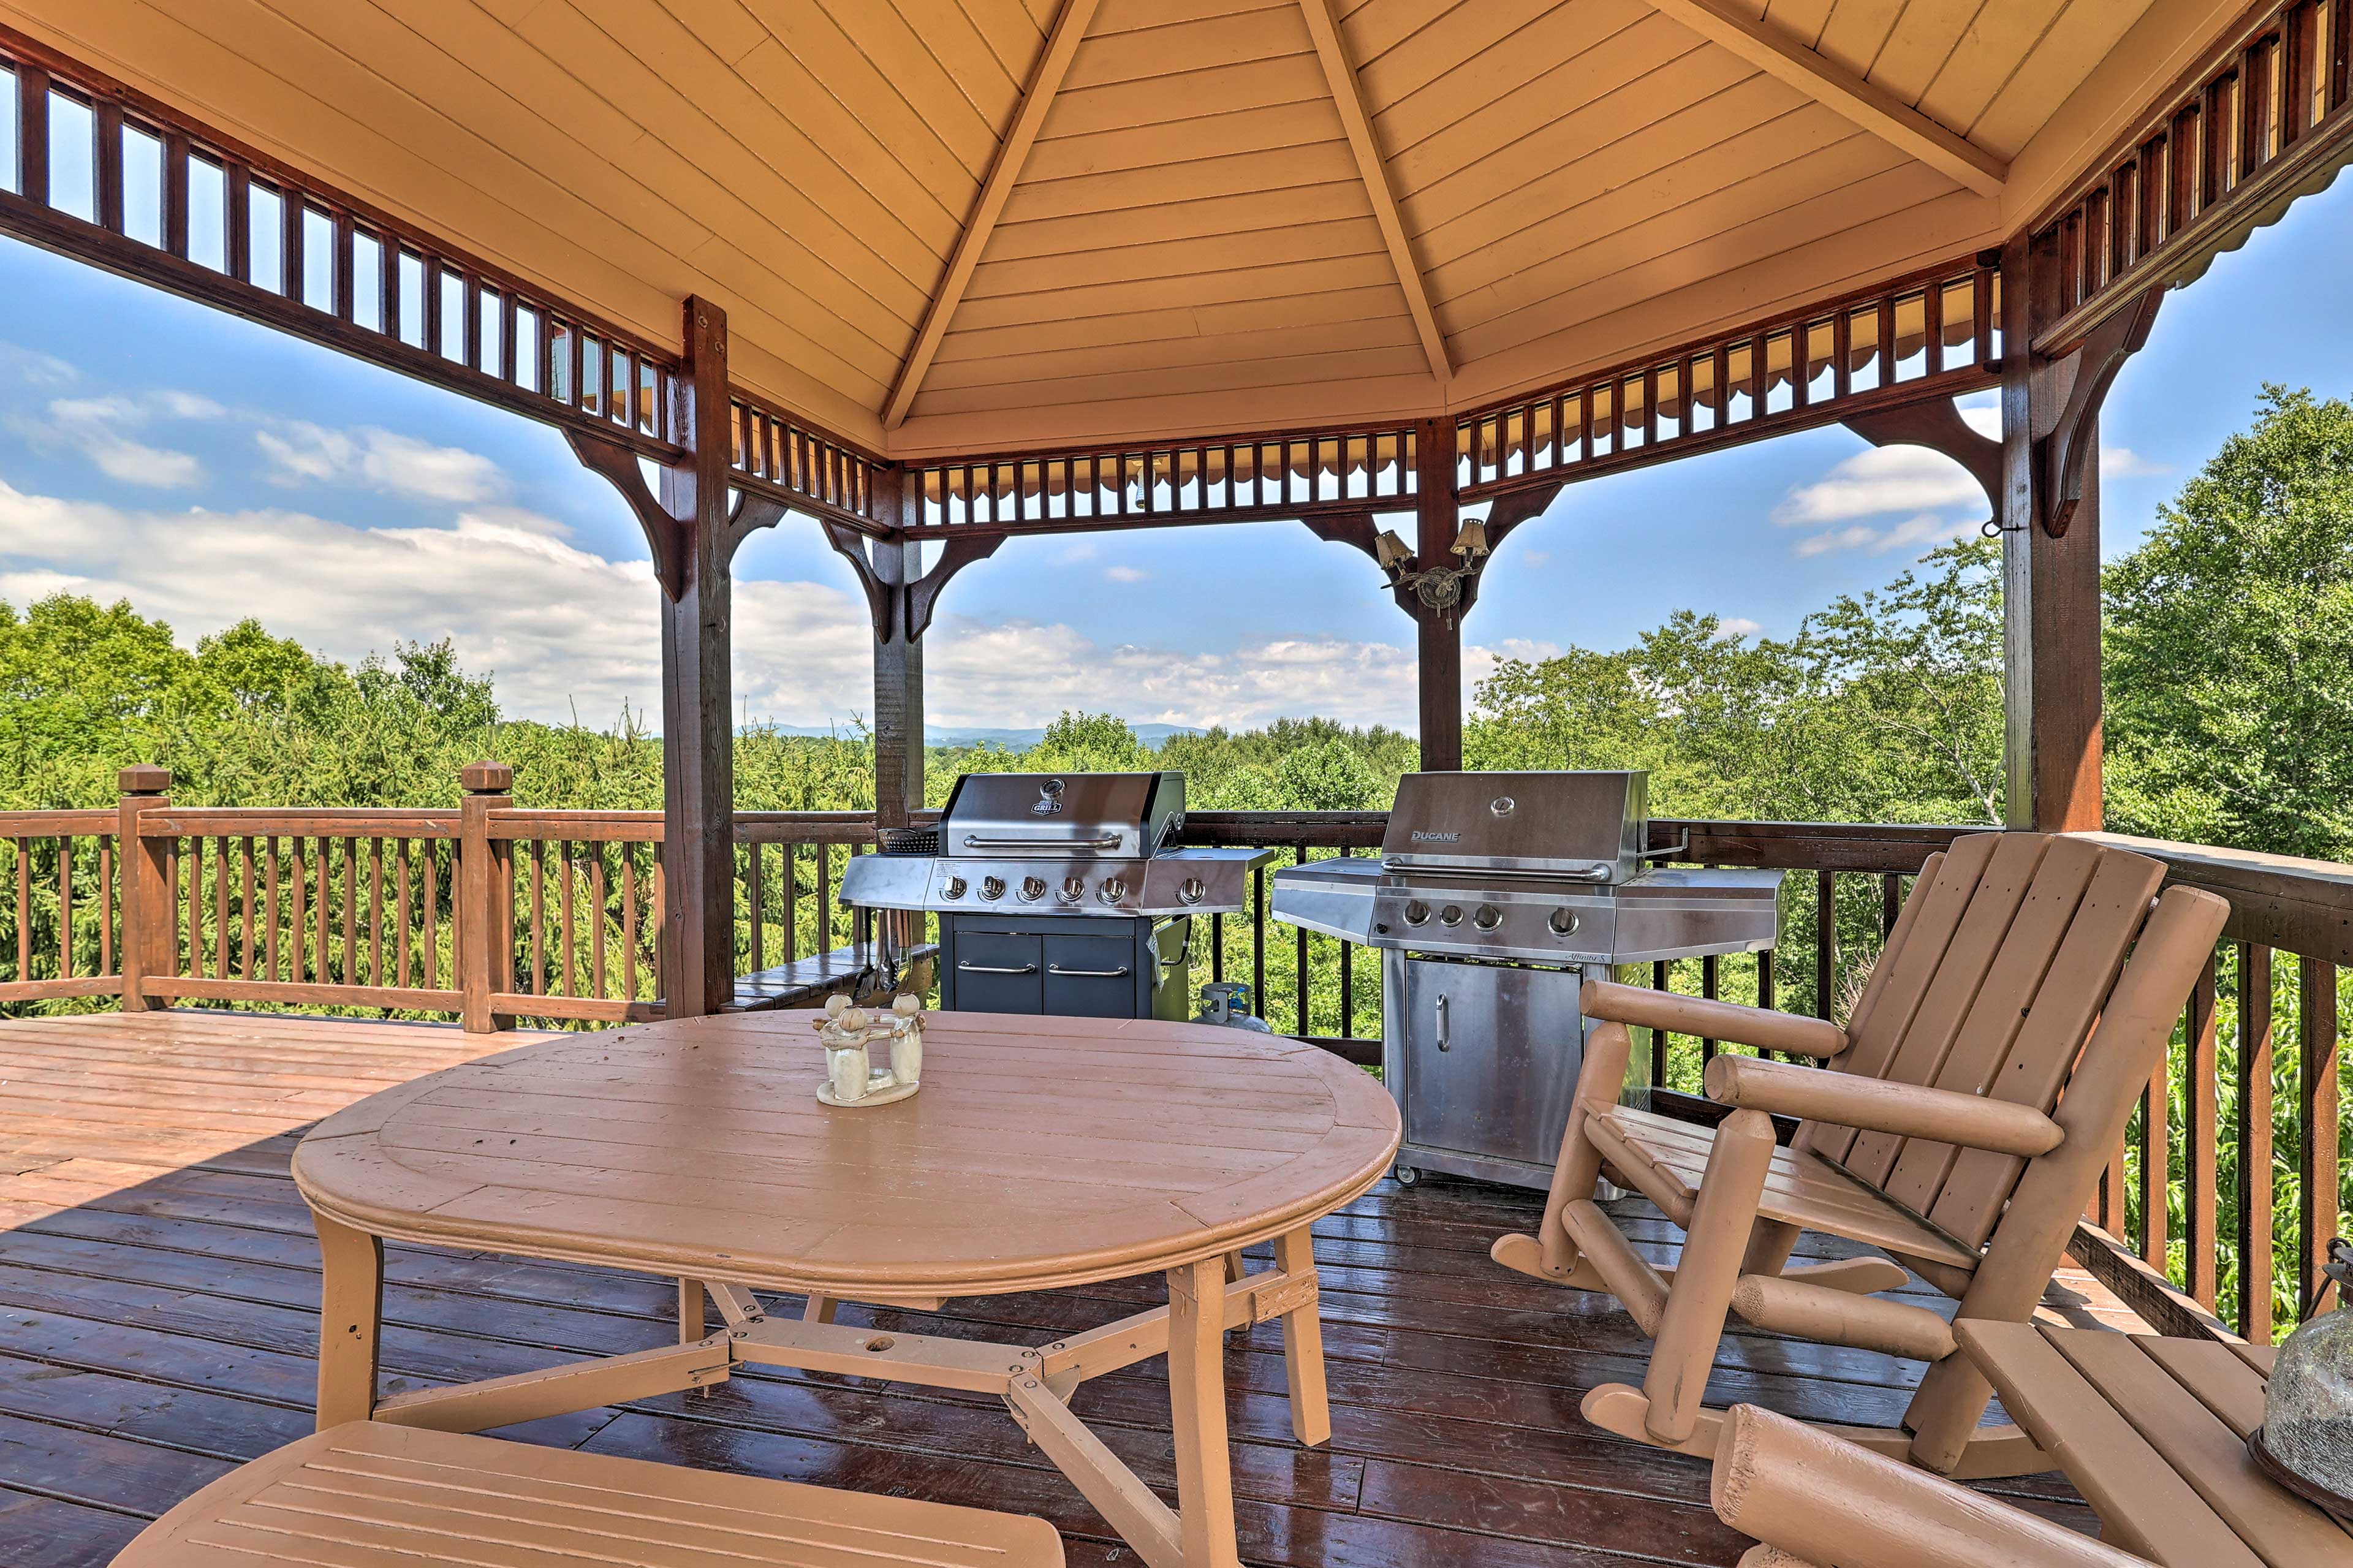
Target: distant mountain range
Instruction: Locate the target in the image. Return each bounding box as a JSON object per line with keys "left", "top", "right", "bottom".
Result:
{"left": 741, "top": 723, "right": 1203, "bottom": 750}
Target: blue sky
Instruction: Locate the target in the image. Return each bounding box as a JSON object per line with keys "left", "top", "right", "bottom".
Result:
{"left": 1, "top": 176, "right": 2347, "bottom": 734}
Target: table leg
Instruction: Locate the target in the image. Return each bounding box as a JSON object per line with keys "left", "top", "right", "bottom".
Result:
{"left": 1271, "top": 1223, "right": 1330, "bottom": 1446}
{"left": 1166, "top": 1256, "right": 1241, "bottom": 1568}
{"left": 678, "top": 1278, "right": 705, "bottom": 1343}
{"left": 314, "top": 1212, "right": 383, "bottom": 1430}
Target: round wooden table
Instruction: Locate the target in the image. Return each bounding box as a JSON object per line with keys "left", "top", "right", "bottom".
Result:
{"left": 293, "top": 1010, "right": 1400, "bottom": 1568}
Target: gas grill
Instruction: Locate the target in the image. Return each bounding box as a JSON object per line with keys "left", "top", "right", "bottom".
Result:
{"left": 1271, "top": 770, "right": 1782, "bottom": 1189}
{"left": 839, "top": 770, "right": 1271, "bottom": 1020}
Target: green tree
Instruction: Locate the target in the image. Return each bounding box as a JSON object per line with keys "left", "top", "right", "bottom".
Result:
{"left": 2105, "top": 385, "right": 2353, "bottom": 860}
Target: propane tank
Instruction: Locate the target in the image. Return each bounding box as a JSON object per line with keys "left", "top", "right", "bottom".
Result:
{"left": 1194, "top": 980, "right": 1274, "bottom": 1033}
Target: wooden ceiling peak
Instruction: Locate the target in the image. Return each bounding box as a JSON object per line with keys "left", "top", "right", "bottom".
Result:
{"left": 882, "top": 0, "right": 1105, "bottom": 431}
{"left": 1643, "top": 0, "right": 2011, "bottom": 197}
{"left": 1297, "top": 0, "right": 1451, "bottom": 385}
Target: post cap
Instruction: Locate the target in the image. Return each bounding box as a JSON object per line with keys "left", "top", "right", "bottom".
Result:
{"left": 461, "top": 761, "right": 515, "bottom": 792}
{"left": 118, "top": 765, "right": 170, "bottom": 793}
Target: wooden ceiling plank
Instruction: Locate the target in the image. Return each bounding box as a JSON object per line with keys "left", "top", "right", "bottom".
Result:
{"left": 1914, "top": 0, "right": 2085, "bottom": 143}
{"left": 1020, "top": 99, "right": 1350, "bottom": 181}
{"left": 1297, "top": 0, "right": 1450, "bottom": 381}
{"left": 892, "top": 368, "right": 1440, "bottom": 453}
{"left": 1041, "top": 50, "right": 1328, "bottom": 139}
{"left": 986, "top": 178, "right": 1381, "bottom": 262}
{"left": 1447, "top": 131, "right": 1914, "bottom": 339}
{"left": 963, "top": 213, "right": 1387, "bottom": 298}
{"left": 997, "top": 142, "right": 1362, "bottom": 224}
{"left": 1960, "top": 0, "right": 2156, "bottom": 154}
{"left": 944, "top": 251, "right": 1401, "bottom": 331}
{"left": 1371, "top": 0, "right": 1658, "bottom": 160}
{"left": 1412, "top": 69, "right": 1795, "bottom": 269}
{"left": 924, "top": 312, "right": 1419, "bottom": 387}
{"left": 911, "top": 341, "right": 1433, "bottom": 416}
{"left": 1061, "top": 4, "right": 1305, "bottom": 93}
{"left": 1640, "top": 0, "right": 2010, "bottom": 195}
{"left": 1451, "top": 161, "right": 1968, "bottom": 360}
{"left": 931, "top": 281, "right": 1406, "bottom": 358}
{"left": 882, "top": 0, "right": 1104, "bottom": 430}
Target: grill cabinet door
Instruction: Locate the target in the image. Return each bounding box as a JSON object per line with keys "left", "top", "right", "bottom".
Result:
{"left": 1395, "top": 958, "right": 1585, "bottom": 1170}
{"left": 1042, "top": 933, "right": 1137, "bottom": 1018}
{"left": 949, "top": 928, "right": 1043, "bottom": 1014}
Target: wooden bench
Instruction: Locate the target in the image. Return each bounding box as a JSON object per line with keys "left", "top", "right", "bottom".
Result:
{"left": 114, "top": 1421, "right": 1064, "bottom": 1566}
{"left": 723, "top": 941, "right": 939, "bottom": 1013}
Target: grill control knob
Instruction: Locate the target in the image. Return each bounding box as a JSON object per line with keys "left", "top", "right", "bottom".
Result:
{"left": 1098, "top": 877, "right": 1128, "bottom": 904}
{"left": 1438, "top": 904, "right": 1464, "bottom": 927}
{"left": 1018, "top": 876, "right": 1048, "bottom": 902}
{"left": 1473, "top": 904, "right": 1502, "bottom": 931}
{"left": 1548, "top": 907, "right": 1579, "bottom": 936}
{"left": 1058, "top": 876, "right": 1085, "bottom": 904}
{"left": 1402, "top": 900, "right": 1431, "bottom": 926}
{"left": 941, "top": 875, "right": 966, "bottom": 900}
{"left": 1178, "top": 876, "right": 1207, "bottom": 905}
{"left": 979, "top": 876, "right": 1006, "bottom": 901}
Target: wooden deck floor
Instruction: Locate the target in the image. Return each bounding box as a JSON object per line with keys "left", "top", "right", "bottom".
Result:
{"left": 0, "top": 1011, "right": 2112, "bottom": 1568}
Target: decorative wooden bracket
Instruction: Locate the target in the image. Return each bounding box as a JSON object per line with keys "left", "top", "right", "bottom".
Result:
{"left": 719, "top": 493, "right": 790, "bottom": 566}
{"left": 567, "top": 428, "right": 685, "bottom": 600}
{"left": 823, "top": 528, "right": 1004, "bottom": 644}
{"left": 822, "top": 521, "right": 900, "bottom": 641}
{"left": 2036, "top": 287, "right": 2161, "bottom": 538}
{"left": 1842, "top": 399, "right": 2002, "bottom": 521}
{"left": 906, "top": 536, "right": 1004, "bottom": 642}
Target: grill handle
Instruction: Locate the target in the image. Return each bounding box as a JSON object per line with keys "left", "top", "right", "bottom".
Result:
{"left": 1435, "top": 993, "right": 1450, "bottom": 1051}
{"left": 960, "top": 833, "right": 1123, "bottom": 850}
{"left": 956, "top": 961, "right": 1037, "bottom": 975}
{"left": 1383, "top": 858, "right": 1614, "bottom": 883}
{"left": 1047, "top": 963, "right": 1131, "bottom": 979}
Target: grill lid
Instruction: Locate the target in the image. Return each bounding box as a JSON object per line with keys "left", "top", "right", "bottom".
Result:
{"left": 1381, "top": 770, "right": 1648, "bottom": 883}
{"left": 939, "top": 770, "right": 1185, "bottom": 860}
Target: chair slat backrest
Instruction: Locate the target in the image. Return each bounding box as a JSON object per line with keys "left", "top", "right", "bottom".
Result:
{"left": 1795, "top": 831, "right": 2168, "bottom": 1249}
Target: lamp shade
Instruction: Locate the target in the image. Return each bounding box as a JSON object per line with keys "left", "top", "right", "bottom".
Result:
{"left": 2260, "top": 1237, "right": 2353, "bottom": 1510}
{"left": 1373, "top": 529, "right": 1413, "bottom": 570}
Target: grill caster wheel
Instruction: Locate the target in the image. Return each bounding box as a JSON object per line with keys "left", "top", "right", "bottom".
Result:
{"left": 1393, "top": 1164, "right": 1420, "bottom": 1187}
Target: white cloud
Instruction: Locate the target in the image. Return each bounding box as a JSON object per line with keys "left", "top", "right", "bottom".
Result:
{"left": 2102, "top": 446, "right": 2167, "bottom": 477}
{"left": 1518, "top": 549, "right": 1553, "bottom": 568}
{"left": 1792, "top": 512, "right": 1976, "bottom": 558}
{"left": 1773, "top": 444, "right": 1983, "bottom": 526}
{"left": 0, "top": 342, "right": 80, "bottom": 391}
{"left": 7, "top": 392, "right": 219, "bottom": 488}
{"left": 1102, "top": 564, "right": 1150, "bottom": 583}
{"left": 1054, "top": 540, "right": 1098, "bottom": 564}
{"left": 1715, "top": 617, "right": 1764, "bottom": 638}
{"left": 0, "top": 477, "right": 1552, "bottom": 733}
{"left": 256, "top": 421, "right": 506, "bottom": 504}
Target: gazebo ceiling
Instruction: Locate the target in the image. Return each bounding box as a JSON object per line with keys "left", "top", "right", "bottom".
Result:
{"left": 0, "top": 0, "right": 2249, "bottom": 458}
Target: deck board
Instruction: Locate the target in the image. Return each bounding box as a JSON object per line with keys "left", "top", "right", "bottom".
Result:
{"left": 0, "top": 1010, "right": 2108, "bottom": 1567}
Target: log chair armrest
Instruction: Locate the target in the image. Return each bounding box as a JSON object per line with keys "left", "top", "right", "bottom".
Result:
{"left": 1582, "top": 979, "right": 1848, "bottom": 1059}
{"left": 1702, "top": 1056, "right": 2063, "bottom": 1159}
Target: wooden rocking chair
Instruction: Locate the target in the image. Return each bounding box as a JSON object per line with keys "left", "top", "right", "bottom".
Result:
{"left": 1490, "top": 831, "right": 2229, "bottom": 1477}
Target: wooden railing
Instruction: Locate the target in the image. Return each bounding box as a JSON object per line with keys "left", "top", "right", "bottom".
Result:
{"left": 2, "top": 777, "right": 2343, "bottom": 1339}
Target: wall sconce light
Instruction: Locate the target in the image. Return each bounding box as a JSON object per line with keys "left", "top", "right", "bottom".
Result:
{"left": 1377, "top": 518, "right": 1492, "bottom": 623}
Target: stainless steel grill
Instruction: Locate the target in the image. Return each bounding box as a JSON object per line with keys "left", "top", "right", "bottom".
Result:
{"left": 1272, "top": 770, "right": 1783, "bottom": 1189}
{"left": 840, "top": 770, "right": 1270, "bottom": 1020}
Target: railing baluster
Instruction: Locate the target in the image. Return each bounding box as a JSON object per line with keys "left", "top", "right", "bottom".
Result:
{"left": 560, "top": 840, "right": 577, "bottom": 997}
{"left": 393, "top": 839, "right": 411, "bottom": 989}
{"left": 99, "top": 835, "right": 114, "bottom": 976}
{"left": 784, "top": 842, "right": 799, "bottom": 963}
{"left": 1815, "top": 869, "right": 1836, "bottom": 1019}
{"left": 314, "top": 835, "right": 330, "bottom": 985}
{"left": 368, "top": 839, "right": 384, "bottom": 987}
{"left": 621, "top": 844, "right": 639, "bottom": 1000}
{"left": 529, "top": 838, "right": 545, "bottom": 995}
{"left": 341, "top": 838, "right": 357, "bottom": 985}
{"left": 12, "top": 838, "right": 27, "bottom": 980}
{"left": 1252, "top": 863, "right": 1267, "bottom": 1017}
{"left": 1652, "top": 959, "right": 1671, "bottom": 1085}
{"left": 591, "top": 844, "right": 607, "bottom": 999}
{"left": 185, "top": 831, "right": 201, "bottom": 980}
{"left": 746, "top": 840, "right": 764, "bottom": 971}
{"left": 289, "top": 836, "right": 306, "bottom": 983}
{"left": 2299, "top": 954, "right": 2340, "bottom": 1317}
{"left": 2183, "top": 953, "right": 2221, "bottom": 1308}
{"left": 1700, "top": 953, "right": 1719, "bottom": 1062}
{"left": 2139, "top": 1053, "right": 2169, "bottom": 1270}
{"left": 419, "top": 840, "right": 437, "bottom": 990}
{"left": 213, "top": 838, "right": 229, "bottom": 979}
{"left": 238, "top": 838, "right": 254, "bottom": 980}
{"left": 58, "top": 836, "right": 75, "bottom": 980}
{"left": 1295, "top": 844, "right": 1309, "bottom": 1036}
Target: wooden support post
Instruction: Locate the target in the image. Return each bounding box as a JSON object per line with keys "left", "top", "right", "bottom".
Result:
{"left": 2000, "top": 234, "right": 2127, "bottom": 833}
{"left": 658, "top": 298, "right": 736, "bottom": 1018}
{"left": 1165, "top": 1256, "right": 1241, "bottom": 1568}
{"left": 115, "top": 765, "right": 172, "bottom": 1012}
{"left": 314, "top": 1211, "right": 384, "bottom": 1429}
{"left": 1270, "top": 1225, "right": 1329, "bottom": 1446}
{"left": 1413, "top": 416, "right": 1461, "bottom": 772}
{"left": 872, "top": 513, "right": 925, "bottom": 830}
{"left": 458, "top": 760, "right": 513, "bottom": 1034}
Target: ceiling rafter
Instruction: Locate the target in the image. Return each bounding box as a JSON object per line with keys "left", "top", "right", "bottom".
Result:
{"left": 1297, "top": 0, "right": 1453, "bottom": 385}
{"left": 882, "top": 0, "right": 1104, "bottom": 431}
{"left": 1643, "top": 0, "right": 2009, "bottom": 197}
